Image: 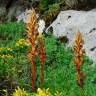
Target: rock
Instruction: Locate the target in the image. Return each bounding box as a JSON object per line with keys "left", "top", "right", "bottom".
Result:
{"left": 7, "top": 0, "right": 32, "bottom": 21}
{"left": 0, "top": 7, "right": 6, "bottom": 22}
{"left": 61, "top": 0, "right": 96, "bottom": 10}
{"left": 0, "top": 0, "right": 33, "bottom": 22}
{"left": 65, "top": 0, "right": 78, "bottom": 8}
{"left": 46, "top": 9, "right": 96, "bottom": 62}
{"left": 0, "top": 7, "right": 6, "bottom": 17}
{"left": 38, "top": 19, "right": 45, "bottom": 34}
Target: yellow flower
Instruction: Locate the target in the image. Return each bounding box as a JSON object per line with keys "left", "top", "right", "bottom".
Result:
{"left": 36, "top": 88, "right": 52, "bottom": 96}
{"left": 1, "top": 55, "right": 5, "bottom": 59}
{"left": 7, "top": 54, "right": 13, "bottom": 58}
{"left": 0, "top": 55, "right": 2, "bottom": 58}
{"left": 0, "top": 54, "right": 13, "bottom": 59}
{"left": 0, "top": 48, "right": 4, "bottom": 52}
{"left": 15, "top": 39, "right": 30, "bottom": 48}
{"left": 0, "top": 47, "right": 13, "bottom": 52}
{"left": 12, "top": 87, "right": 29, "bottom": 96}
{"left": 7, "top": 48, "right": 13, "bottom": 51}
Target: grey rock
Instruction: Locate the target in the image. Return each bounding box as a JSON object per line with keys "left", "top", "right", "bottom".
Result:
{"left": 61, "top": 0, "right": 96, "bottom": 10}
{"left": 0, "top": 0, "right": 32, "bottom": 22}
{"left": 65, "top": 0, "right": 78, "bottom": 8}
{"left": 0, "top": 7, "right": 6, "bottom": 17}
{"left": 46, "top": 9, "right": 96, "bottom": 62}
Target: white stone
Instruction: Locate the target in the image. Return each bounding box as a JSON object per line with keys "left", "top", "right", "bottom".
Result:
{"left": 38, "top": 19, "right": 45, "bottom": 34}
{"left": 46, "top": 9, "right": 96, "bottom": 62}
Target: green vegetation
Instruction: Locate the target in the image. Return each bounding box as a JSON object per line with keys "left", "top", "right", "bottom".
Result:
{"left": 39, "top": 0, "right": 60, "bottom": 13}
{"left": 39, "top": 0, "right": 49, "bottom": 13}
{"left": 39, "top": 0, "right": 60, "bottom": 24}
{"left": 41, "top": 3, "right": 60, "bottom": 26}
{"left": 0, "top": 22, "right": 25, "bottom": 47}
{"left": 0, "top": 22, "right": 96, "bottom": 96}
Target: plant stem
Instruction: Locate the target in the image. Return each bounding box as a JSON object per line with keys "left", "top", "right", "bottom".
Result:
{"left": 31, "top": 60, "right": 36, "bottom": 91}
{"left": 41, "top": 63, "right": 44, "bottom": 87}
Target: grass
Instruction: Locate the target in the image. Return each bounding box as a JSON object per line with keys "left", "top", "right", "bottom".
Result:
{"left": 0, "top": 22, "right": 25, "bottom": 47}
{"left": 0, "top": 22, "right": 96, "bottom": 96}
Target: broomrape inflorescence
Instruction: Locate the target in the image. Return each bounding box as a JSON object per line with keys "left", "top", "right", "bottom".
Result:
{"left": 37, "top": 35, "right": 47, "bottom": 87}
{"left": 74, "top": 31, "right": 86, "bottom": 88}
{"left": 26, "top": 9, "right": 38, "bottom": 92}
{"left": 26, "top": 8, "right": 46, "bottom": 91}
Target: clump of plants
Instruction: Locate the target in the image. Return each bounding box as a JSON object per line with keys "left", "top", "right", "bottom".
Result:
{"left": 26, "top": 9, "right": 39, "bottom": 91}
{"left": 12, "top": 87, "right": 30, "bottom": 96}
{"left": 12, "top": 87, "right": 62, "bottom": 96}
{"left": 39, "top": 0, "right": 61, "bottom": 13}
{"left": 39, "top": 0, "right": 60, "bottom": 26}
{"left": 26, "top": 9, "right": 46, "bottom": 91}
{"left": 0, "top": 38, "right": 29, "bottom": 59}
{"left": 39, "top": 0, "right": 49, "bottom": 13}
{"left": 43, "top": 3, "right": 60, "bottom": 26}
{"left": 0, "top": 47, "right": 13, "bottom": 59}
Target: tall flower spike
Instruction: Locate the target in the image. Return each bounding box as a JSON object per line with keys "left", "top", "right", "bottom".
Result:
{"left": 37, "top": 36, "right": 47, "bottom": 87}
{"left": 74, "top": 31, "right": 86, "bottom": 88}
{"left": 26, "top": 9, "right": 38, "bottom": 92}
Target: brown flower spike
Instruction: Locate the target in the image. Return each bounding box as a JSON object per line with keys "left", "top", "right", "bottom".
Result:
{"left": 37, "top": 36, "right": 47, "bottom": 87}
{"left": 26, "top": 9, "right": 38, "bottom": 92}
{"left": 74, "top": 32, "right": 86, "bottom": 88}
{"left": 26, "top": 9, "right": 47, "bottom": 91}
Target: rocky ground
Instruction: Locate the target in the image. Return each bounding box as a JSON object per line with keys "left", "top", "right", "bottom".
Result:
{"left": 1, "top": 0, "right": 96, "bottom": 23}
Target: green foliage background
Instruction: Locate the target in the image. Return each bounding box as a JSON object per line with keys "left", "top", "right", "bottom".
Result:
{"left": 0, "top": 22, "right": 96, "bottom": 96}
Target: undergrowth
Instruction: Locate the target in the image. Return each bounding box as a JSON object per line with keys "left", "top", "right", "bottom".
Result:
{"left": 0, "top": 22, "right": 96, "bottom": 96}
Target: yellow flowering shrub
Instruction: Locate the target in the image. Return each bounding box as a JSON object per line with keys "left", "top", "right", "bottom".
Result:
{"left": 0, "top": 54, "right": 13, "bottom": 59}
{"left": 0, "top": 39, "right": 30, "bottom": 58}
{"left": 12, "top": 87, "right": 62, "bottom": 96}
{"left": 36, "top": 88, "right": 52, "bottom": 96}
{"left": 36, "top": 88, "right": 62, "bottom": 96}
{"left": 12, "top": 87, "right": 30, "bottom": 96}
{"left": 0, "top": 47, "right": 13, "bottom": 52}
{"left": 0, "top": 47, "right": 13, "bottom": 58}
{"left": 7, "top": 48, "right": 13, "bottom": 51}
{"left": 0, "top": 38, "right": 30, "bottom": 59}
{"left": 15, "top": 39, "right": 30, "bottom": 48}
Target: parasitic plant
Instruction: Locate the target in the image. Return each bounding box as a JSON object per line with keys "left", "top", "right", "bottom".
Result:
{"left": 37, "top": 35, "right": 47, "bottom": 87}
{"left": 26, "top": 9, "right": 39, "bottom": 91}
{"left": 74, "top": 32, "right": 86, "bottom": 88}
{"left": 26, "top": 8, "right": 47, "bottom": 91}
